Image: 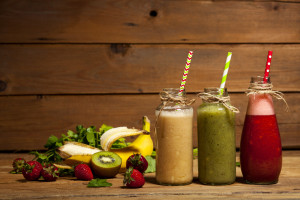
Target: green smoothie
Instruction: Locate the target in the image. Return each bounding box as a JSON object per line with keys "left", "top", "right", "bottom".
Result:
{"left": 197, "top": 102, "right": 236, "bottom": 185}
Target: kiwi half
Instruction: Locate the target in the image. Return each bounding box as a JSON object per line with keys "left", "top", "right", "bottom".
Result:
{"left": 91, "top": 151, "right": 122, "bottom": 178}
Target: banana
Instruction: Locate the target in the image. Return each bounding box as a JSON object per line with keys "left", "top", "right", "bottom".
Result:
{"left": 101, "top": 127, "right": 146, "bottom": 151}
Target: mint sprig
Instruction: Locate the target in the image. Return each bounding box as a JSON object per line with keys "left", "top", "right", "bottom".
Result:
{"left": 87, "top": 179, "right": 112, "bottom": 187}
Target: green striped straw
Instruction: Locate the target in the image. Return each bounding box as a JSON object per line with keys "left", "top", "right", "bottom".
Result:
{"left": 220, "top": 52, "right": 232, "bottom": 95}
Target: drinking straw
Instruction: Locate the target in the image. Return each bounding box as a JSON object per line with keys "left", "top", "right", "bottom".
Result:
{"left": 263, "top": 50, "right": 273, "bottom": 83}
{"left": 179, "top": 51, "right": 194, "bottom": 95}
{"left": 220, "top": 52, "right": 232, "bottom": 95}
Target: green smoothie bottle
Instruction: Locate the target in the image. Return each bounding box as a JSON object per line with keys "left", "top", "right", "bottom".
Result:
{"left": 197, "top": 88, "right": 237, "bottom": 185}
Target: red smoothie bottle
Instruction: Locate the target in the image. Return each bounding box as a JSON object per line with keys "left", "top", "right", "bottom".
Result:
{"left": 240, "top": 76, "right": 282, "bottom": 184}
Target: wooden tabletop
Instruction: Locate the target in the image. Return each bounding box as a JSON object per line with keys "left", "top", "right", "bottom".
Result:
{"left": 0, "top": 151, "right": 299, "bottom": 200}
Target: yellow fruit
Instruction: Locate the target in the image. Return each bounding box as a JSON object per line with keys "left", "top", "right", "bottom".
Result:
{"left": 64, "top": 155, "right": 92, "bottom": 166}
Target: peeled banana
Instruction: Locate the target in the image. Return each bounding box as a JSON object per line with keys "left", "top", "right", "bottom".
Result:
{"left": 58, "top": 141, "right": 101, "bottom": 159}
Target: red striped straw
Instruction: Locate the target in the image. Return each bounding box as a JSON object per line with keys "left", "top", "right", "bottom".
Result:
{"left": 179, "top": 51, "right": 194, "bottom": 95}
{"left": 263, "top": 50, "right": 273, "bottom": 83}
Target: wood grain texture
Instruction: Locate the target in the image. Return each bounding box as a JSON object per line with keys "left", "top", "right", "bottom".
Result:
{"left": 0, "top": 44, "right": 299, "bottom": 95}
{"left": 0, "top": 0, "right": 299, "bottom": 43}
{"left": 0, "top": 93, "right": 298, "bottom": 150}
{"left": 0, "top": 152, "right": 300, "bottom": 199}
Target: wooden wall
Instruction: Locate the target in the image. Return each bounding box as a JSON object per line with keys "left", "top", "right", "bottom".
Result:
{"left": 0, "top": 0, "right": 299, "bottom": 151}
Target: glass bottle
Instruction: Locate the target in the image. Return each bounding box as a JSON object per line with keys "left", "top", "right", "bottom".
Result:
{"left": 155, "top": 88, "right": 194, "bottom": 185}
{"left": 197, "top": 88, "right": 236, "bottom": 185}
{"left": 240, "top": 76, "right": 282, "bottom": 184}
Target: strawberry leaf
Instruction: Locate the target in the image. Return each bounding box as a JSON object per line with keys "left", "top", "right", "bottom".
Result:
{"left": 87, "top": 179, "right": 112, "bottom": 187}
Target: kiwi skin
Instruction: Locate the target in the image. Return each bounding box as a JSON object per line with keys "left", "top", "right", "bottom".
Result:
{"left": 91, "top": 151, "right": 122, "bottom": 178}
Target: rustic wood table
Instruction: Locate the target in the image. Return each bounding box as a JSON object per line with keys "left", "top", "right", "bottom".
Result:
{"left": 0, "top": 151, "right": 299, "bottom": 200}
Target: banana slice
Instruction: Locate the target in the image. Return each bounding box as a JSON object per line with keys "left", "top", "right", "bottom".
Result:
{"left": 100, "top": 127, "right": 147, "bottom": 151}
{"left": 53, "top": 163, "right": 73, "bottom": 170}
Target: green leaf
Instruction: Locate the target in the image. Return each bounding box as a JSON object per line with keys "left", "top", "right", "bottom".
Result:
{"left": 44, "top": 135, "right": 58, "bottom": 148}
{"left": 76, "top": 125, "right": 83, "bottom": 132}
{"left": 55, "top": 142, "right": 63, "bottom": 147}
{"left": 67, "top": 130, "right": 75, "bottom": 137}
{"left": 236, "top": 162, "right": 241, "bottom": 167}
{"left": 86, "top": 131, "right": 95, "bottom": 146}
{"left": 87, "top": 179, "right": 112, "bottom": 187}
{"left": 99, "top": 124, "right": 113, "bottom": 134}
{"left": 144, "top": 155, "right": 156, "bottom": 173}
{"left": 87, "top": 126, "right": 95, "bottom": 133}
{"left": 38, "top": 153, "right": 48, "bottom": 160}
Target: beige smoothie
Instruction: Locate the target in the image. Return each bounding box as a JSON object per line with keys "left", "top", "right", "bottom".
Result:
{"left": 155, "top": 107, "right": 193, "bottom": 185}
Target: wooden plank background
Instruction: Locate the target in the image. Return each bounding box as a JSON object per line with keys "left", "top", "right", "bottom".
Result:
{"left": 0, "top": 0, "right": 299, "bottom": 150}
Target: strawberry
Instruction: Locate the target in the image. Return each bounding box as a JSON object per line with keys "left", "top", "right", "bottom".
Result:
{"left": 22, "top": 161, "right": 43, "bottom": 181}
{"left": 41, "top": 164, "right": 59, "bottom": 182}
{"left": 74, "top": 164, "right": 93, "bottom": 181}
{"left": 12, "top": 158, "right": 26, "bottom": 173}
{"left": 123, "top": 167, "right": 145, "bottom": 188}
{"left": 126, "top": 153, "right": 148, "bottom": 173}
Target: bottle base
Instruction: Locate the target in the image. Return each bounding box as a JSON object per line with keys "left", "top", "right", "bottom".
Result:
{"left": 156, "top": 180, "right": 193, "bottom": 186}
{"left": 244, "top": 179, "right": 278, "bottom": 185}
{"left": 199, "top": 181, "right": 235, "bottom": 186}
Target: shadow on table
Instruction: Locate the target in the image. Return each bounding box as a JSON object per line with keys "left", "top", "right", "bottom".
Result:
{"left": 192, "top": 176, "right": 247, "bottom": 185}
{"left": 145, "top": 176, "right": 247, "bottom": 185}
{"left": 235, "top": 176, "right": 247, "bottom": 184}
{"left": 144, "top": 176, "right": 157, "bottom": 184}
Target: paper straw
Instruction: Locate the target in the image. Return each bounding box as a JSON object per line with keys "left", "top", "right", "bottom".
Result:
{"left": 220, "top": 52, "right": 232, "bottom": 95}
{"left": 179, "top": 51, "right": 193, "bottom": 95}
{"left": 263, "top": 50, "right": 273, "bottom": 83}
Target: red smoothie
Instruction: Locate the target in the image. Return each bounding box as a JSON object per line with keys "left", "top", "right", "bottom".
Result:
{"left": 240, "top": 114, "right": 282, "bottom": 184}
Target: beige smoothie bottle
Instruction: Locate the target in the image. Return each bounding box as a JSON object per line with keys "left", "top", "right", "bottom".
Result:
{"left": 155, "top": 88, "right": 194, "bottom": 185}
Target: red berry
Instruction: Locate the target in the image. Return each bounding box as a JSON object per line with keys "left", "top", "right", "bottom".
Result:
{"left": 74, "top": 164, "right": 93, "bottom": 181}
{"left": 41, "top": 164, "right": 59, "bottom": 182}
{"left": 12, "top": 158, "right": 26, "bottom": 173}
{"left": 123, "top": 167, "right": 145, "bottom": 188}
{"left": 22, "top": 161, "right": 43, "bottom": 181}
{"left": 126, "top": 153, "right": 148, "bottom": 173}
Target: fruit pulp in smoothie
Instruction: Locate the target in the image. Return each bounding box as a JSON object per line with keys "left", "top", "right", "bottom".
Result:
{"left": 155, "top": 108, "right": 193, "bottom": 185}
{"left": 197, "top": 103, "right": 236, "bottom": 185}
{"left": 240, "top": 94, "right": 282, "bottom": 184}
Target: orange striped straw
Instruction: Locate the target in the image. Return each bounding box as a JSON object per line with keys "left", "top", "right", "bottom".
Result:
{"left": 179, "top": 51, "right": 193, "bottom": 95}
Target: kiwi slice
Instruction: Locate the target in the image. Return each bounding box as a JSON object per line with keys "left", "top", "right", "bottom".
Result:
{"left": 91, "top": 151, "right": 122, "bottom": 178}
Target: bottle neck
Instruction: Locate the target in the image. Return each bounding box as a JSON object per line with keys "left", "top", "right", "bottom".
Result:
{"left": 157, "top": 88, "right": 194, "bottom": 110}
{"left": 248, "top": 76, "right": 273, "bottom": 92}
{"left": 201, "top": 87, "right": 229, "bottom": 103}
